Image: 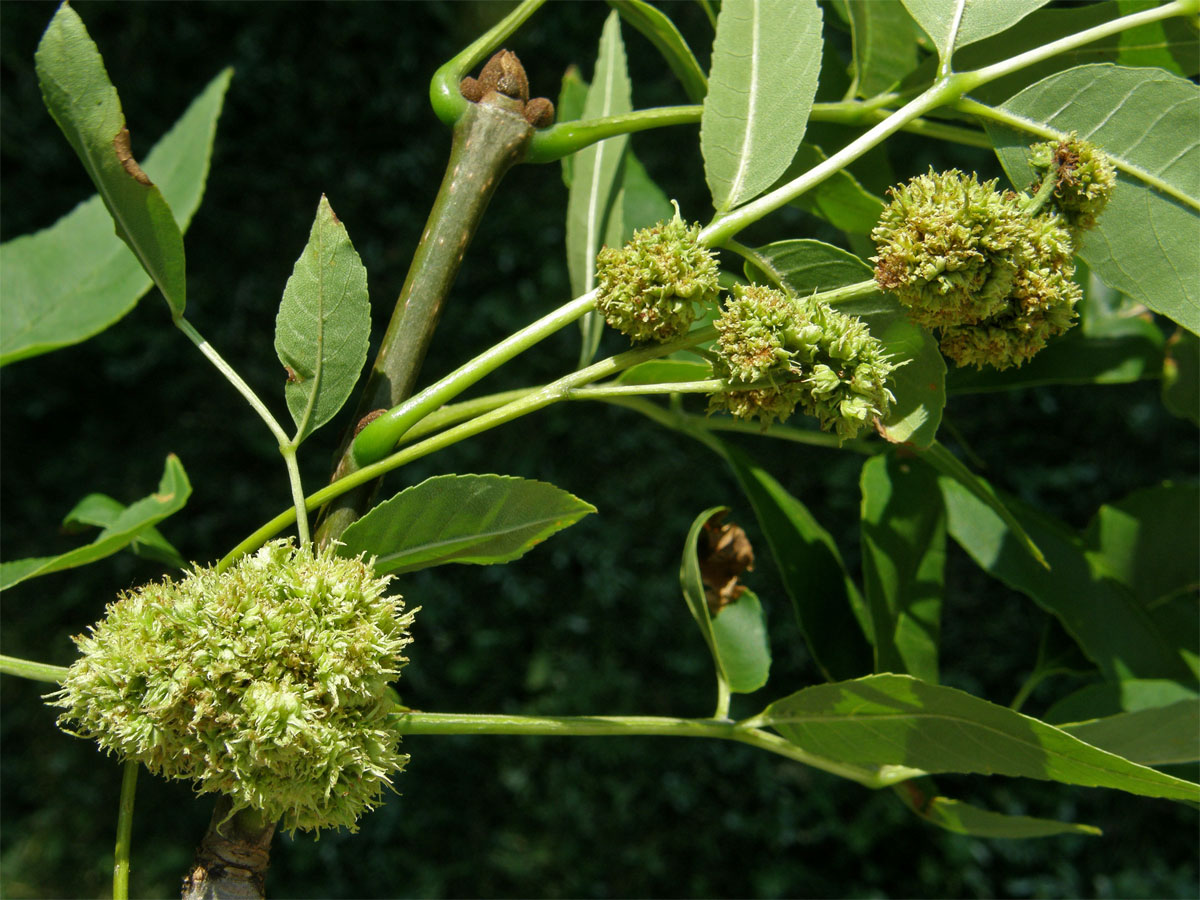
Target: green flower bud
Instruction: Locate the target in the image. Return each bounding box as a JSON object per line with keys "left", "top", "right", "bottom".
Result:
{"left": 872, "top": 169, "right": 1031, "bottom": 329}
{"left": 595, "top": 208, "right": 720, "bottom": 343}
{"left": 49, "top": 540, "right": 416, "bottom": 834}
{"left": 1028, "top": 134, "right": 1116, "bottom": 236}
{"left": 708, "top": 284, "right": 897, "bottom": 440}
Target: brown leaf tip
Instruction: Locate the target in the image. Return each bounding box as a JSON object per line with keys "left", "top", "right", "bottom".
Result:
{"left": 698, "top": 512, "right": 755, "bottom": 616}
{"left": 113, "top": 127, "right": 153, "bottom": 187}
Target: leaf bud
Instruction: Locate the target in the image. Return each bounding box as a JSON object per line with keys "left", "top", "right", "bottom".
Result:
{"left": 49, "top": 540, "right": 416, "bottom": 834}
{"left": 595, "top": 208, "right": 720, "bottom": 343}
{"left": 707, "top": 284, "right": 897, "bottom": 440}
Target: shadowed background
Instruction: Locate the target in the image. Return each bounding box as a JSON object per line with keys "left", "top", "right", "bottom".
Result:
{"left": 2, "top": 2, "right": 1196, "bottom": 897}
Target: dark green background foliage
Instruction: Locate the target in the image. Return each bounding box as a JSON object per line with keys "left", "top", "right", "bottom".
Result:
{"left": 1, "top": 2, "right": 1196, "bottom": 897}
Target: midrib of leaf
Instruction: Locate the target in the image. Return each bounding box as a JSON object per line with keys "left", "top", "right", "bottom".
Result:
{"left": 52, "top": 70, "right": 171, "bottom": 306}
{"left": 943, "top": 0, "right": 968, "bottom": 61}
{"left": 770, "top": 709, "right": 1198, "bottom": 792}
{"left": 723, "top": 0, "right": 762, "bottom": 210}
{"left": 984, "top": 101, "right": 1199, "bottom": 212}
{"left": 584, "top": 41, "right": 624, "bottom": 293}
{"left": 375, "top": 511, "right": 577, "bottom": 563}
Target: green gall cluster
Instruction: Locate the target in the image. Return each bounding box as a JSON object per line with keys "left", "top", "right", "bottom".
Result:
{"left": 871, "top": 169, "right": 1031, "bottom": 329}
{"left": 50, "top": 540, "right": 416, "bottom": 834}
{"left": 1028, "top": 134, "right": 1117, "bottom": 237}
{"left": 708, "top": 284, "right": 897, "bottom": 440}
{"left": 872, "top": 163, "right": 1090, "bottom": 371}
{"left": 595, "top": 214, "right": 720, "bottom": 343}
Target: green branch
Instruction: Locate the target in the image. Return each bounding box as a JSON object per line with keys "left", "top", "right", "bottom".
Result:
{"left": 0, "top": 654, "right": 70, "bottom": 683}
{"left": 698, "top": 0, "right": 1196, "bottom": 246}
{"left": 175, "top": 318, "right": 310, "bottom": 541}
{"left": 392, "top": 710, "right": 911, "bottom": 788}
{"left": 221, "top": 329, "right": 715, "bottom": 569}
{"left": 113, "top": 761, "right": 138, "bottom": 900}
{"left": 351, "top": 290, "right": 598, "bottom": 465}
{"left": 956, "top": 98, "right": 1200, "bottom": 213}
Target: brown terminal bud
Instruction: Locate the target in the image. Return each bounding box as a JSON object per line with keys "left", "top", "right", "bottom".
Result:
{"left": 465, "top": 50, "right": 530, "bottom": 103}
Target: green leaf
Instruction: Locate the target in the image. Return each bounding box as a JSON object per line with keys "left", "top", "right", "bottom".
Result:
{"left": 901, "top": 0, "right": 1050, "bottom": 62}
{"left": 337, "top": 475, "right": 596, "bottom": 576}
{"left": 742, "top": 238, "right": 871, "bottom": 295}
{"left": 1163, "top": 328, "right": 1200, "bottom": 425}
{"left": 939, "top": 476, "right": 1195, "bottom": 682}
{"left": 680, "top": 506, "right": 731, "bottom": 686}
{"left": 846, "top": 0, "right": 918, "bottom": 98}
{"left": 741, "top": 240, "right": 946, "bottom": 448}
{"left": 841, "top": 295, "right": 945, "bottom": 448}
{"left": 0, "top": 455, "right": 191, "bottom": 591}
{"left": 714, "top": 439, "right": 873, "bottom": 681}
{"left": 989, "top": 64, "right": 1200, "bottom": 334}
{"left": 1045, "top": 679, "right": 1199, "bottom": 724}
{"left": 566, "top": 11, "right": 632, "bottom": 363}
{"left": 1083, "top": 483, "right": 1199, "bottom": 609}
{"left": 712, "top": 588, "right": 771, "bottom": 694}
{"left": 33, "top": 3, "right": 187, "bottom": 318}
{"left": 61, "top": 493, "right": 186, "bottom": 570}
{"left": 921, "top": 441, "right": 1046, "bottom": 568}
{"left": 759, "top": 673, "right": 1200, "bottom": 802}
{"left": 607, "top": 0, "right": 708, "bottom": 103}
{"left": 1114, "top": 0, "right": 1198, "bottom": 77}
{"left": 1060, "top": 700, "right": 1199, "bottom": 766}
{"left": 895, "top": 780, "right": 1101, "bottom": 837}
{"left": 679, "top": 507, "right": 771, "bottom": 694}
{"left": 859, "top": 453, "right": 945, "bottom": 682}
{"left": 701, "top": 0, "right": 823, "bottom": 212}
{"left": 273, "top": 196, "right": 371, "bottom": 445}
{"left": 1, "top": 68, "right": 231, "bottom": 366}
{"left": 556, "top": 66, "right": 589, "bottom": 189}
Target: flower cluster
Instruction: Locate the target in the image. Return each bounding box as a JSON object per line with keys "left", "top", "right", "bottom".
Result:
{"left": 595, "top": 212, "right": 720, "bottom": 343}
{"left": 707, "top": 284, "right": 897, "bottom": 440}
{"left": 871, "top": 139, "right": 1113, "bottom": 370}
{"left": 50, "top": 540, "right": 416, "bottom": 834}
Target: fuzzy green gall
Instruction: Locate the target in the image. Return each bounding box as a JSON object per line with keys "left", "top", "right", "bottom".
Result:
{"left": 595, "top": 210, "right": 720, "bottom": 343}
{"left": 871, "top": 169, "right": 1031, "bottom": 329}
{"left": 872, "top": 167, "right": 1085, "bottom": 370}
{"left": 50, "top": 540, "right": 416, "bottom": 834}
{"left": 708, "top": 284, "right": 897, "bottom": 440}
{"left": 1028, "top": 134, "right": 1117, "bottom": 236}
